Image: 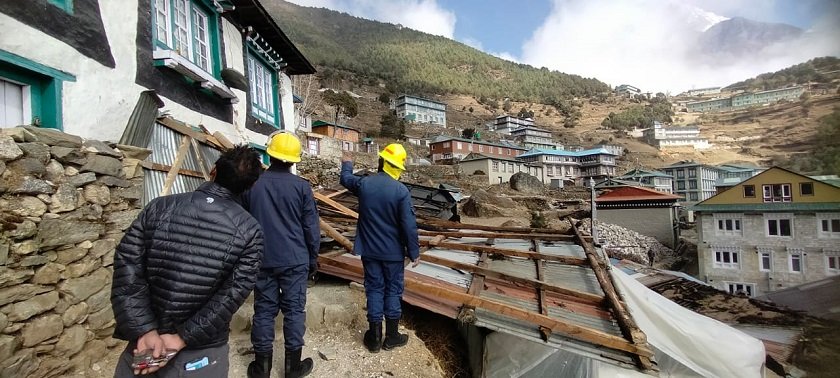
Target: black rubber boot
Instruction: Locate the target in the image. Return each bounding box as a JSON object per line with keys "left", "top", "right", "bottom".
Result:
{"left": 247, "top": 351, "right": 272, "bottom": 378}
{"left": 284, "top": 348, "right": 313, "bottom": 378}
{"left": 382, "top": 318, "right": 408, "bottom": 350}
{"left": 363, "top": 321, "right": 382, "bottom": 353}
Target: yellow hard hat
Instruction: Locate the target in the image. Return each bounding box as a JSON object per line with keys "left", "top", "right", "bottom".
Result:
{"left": 379, "top": 143, "right": 407, "bottom": 171}
{"left": 266, "top": 131, "right": 301, "bottom": 163}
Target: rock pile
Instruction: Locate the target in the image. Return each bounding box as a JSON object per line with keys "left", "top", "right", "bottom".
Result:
{"left": 461, "top": 189, "right": 524, "bottom": 218}
{"left": 297, "top": 155, "right": 342, "bottom": 187}
{"left": 509, "top": 172, "right": 544, "bottom": 194}
{"left": 578, "top": 220, "right": 673, "bottom": 266}
{"left": 0, "top": 127, "right": 146, "bottom": 377}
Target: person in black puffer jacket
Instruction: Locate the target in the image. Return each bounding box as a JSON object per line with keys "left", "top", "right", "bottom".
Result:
{"left": 111, "top": 145, "right": 264, "bottom": 378}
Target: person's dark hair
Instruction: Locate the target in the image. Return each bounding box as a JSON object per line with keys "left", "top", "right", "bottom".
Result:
{"left": 377, "top": 157, "right": 385, "bottom": 172}
{"left": 269, "top": 157, "right": 294, "bottom": 170}
{"left": 214, "top": 145, "right": 262, "bottom": 194}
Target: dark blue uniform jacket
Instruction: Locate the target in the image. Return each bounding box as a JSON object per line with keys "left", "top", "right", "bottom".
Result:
{"left": 245, "top": 165, "right": 320, "bottom": 268}
{"left": 340, "top": 161, "right": 420, "bottom": 262}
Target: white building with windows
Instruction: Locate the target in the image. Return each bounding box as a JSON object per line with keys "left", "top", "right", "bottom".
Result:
{"left": 515, "top": 147, "right": 618, "bottom": 188}
{"left": 393, "top": 94, "right": 447, "bottom": 127}
{"left": 661, "top": 161, "right": 719, "bottom": 204}
{"left": 693, "top": 167, "right": 840, "bottom": 297}
{"left": 643, "top": 122, "right": 711, "bottom": 149}
{"left": 492, "top": 115, "right": 534, "bottom": 135}
{"left": 0, "top": 0, "right": 314, "bottom": 148}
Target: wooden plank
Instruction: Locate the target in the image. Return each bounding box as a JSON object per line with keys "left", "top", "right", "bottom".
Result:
{"left": 535, "top": 241, "right": 551, "bottom": 341}
{"left": 571, "top": 221, "right": 654, "bottom": 371}
{"left": 419, "top": 253, "right": 603, "bottom": 305}
{"left": 317, "top": 256, "right": 654, "bottom": 358}
{"left": 140, "top": 161, "right": 205, "bottom": 178}
{"left": 320, "top": 219, "right": 354, "bottom": 253}
{"left": 418, "top": 218, "right": 568, "bottom": 234}
{"left": 159, "top": 135, "right": 192, "bottom": 196}
{"left": 467, "top": 252, "right": 488, "bottom": 296}
{"left": 314, "top": 191, "right": 359, "bottom": 219}
{"left": 157, "top": 117, "right": 207, "bottom": 143}
{"left": 190, "top": 138, "right": 211, "bottom": 181}
{"left": 419, "top": 239, "right": 588, "bottom": 266}
{"left": 212, "top": 131, "right": 235, "bottom": 149}
{"left": 323, "top": 189, "right": 348, "bottom": 199}
{"left": 418, "top": 230, "right": 574, "bottom": 241}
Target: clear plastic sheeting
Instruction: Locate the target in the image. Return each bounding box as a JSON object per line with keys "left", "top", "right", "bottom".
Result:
{"left": 611, "top": 268, "right": 766, "bottom": 378}
{"left": 478, "top": 268, "right": 766, "bottom": 378}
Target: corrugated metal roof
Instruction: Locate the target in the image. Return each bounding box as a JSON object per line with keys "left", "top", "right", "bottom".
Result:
{"left": 691, "top": 202, "right": 840, "bottom": 212}
{"left": 142, "top": 169, "right": 205, "bottom": 205}
{"left": 147, "top": 122, "right": 204, "bottom": 172}
{"left": 756, "top": 275, "right": 840, "bottom": 321}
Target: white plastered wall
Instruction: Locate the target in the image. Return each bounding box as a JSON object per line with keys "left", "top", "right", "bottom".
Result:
{"left": 0, "top": 1, "right": 261, "bottom": 145}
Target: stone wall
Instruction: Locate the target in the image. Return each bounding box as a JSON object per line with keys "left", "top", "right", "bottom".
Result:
{"left": 0, "top": 127, "right": 147, "bottom": 377}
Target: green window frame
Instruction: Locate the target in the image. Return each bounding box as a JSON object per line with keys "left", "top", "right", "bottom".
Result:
{"left": 249, "top": 143, "right": 270, "bottom": 165}
{"left": 151, "top": 0, "right": 221, "bottom": 78}
{"left": 246, "top": 49, "right": 280, "bottom": 127}
{"left": 48, "top": 0, "right": 74, "bottom": 14}
{"left": 0, "top": 49, "right": 75, "bottom": 130}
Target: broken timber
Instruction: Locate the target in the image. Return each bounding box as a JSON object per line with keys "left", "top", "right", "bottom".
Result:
{"left": 418, "top": 239, "right": 587, "bottom": 266}
{"left": 418, "top": 230, "right": 574, "bottom": 241}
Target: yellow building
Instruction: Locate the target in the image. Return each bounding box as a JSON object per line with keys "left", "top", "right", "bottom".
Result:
{"left": 693, "top": 167, "right": 840, "bottom": 296}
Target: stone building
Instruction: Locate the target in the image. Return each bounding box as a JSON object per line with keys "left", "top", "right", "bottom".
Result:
{"left": 458, "top": 153, "right": 543, "bottom": 185}
{"left": 595, "top": 186, "right": 682, "bottom": 248}
{"left": 693, "top": 167, "right": 840, "bottom": 297}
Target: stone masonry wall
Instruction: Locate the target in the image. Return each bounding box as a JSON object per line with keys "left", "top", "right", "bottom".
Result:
{"left": 0, "top": 127, "right": 148, "bottom": 378}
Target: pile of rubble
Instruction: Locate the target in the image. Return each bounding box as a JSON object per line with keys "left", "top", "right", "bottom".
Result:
{"left": 578, "top": 220, "right": 673, "bottom": 265}
{"left": 297, "top": 155, "right": 342, "bottom": 187}
{"left": 0, "top": 127, "right": 146, "bottom": 377}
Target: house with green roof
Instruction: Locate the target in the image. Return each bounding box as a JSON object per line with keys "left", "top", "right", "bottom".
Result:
{"left": 692, "top": 166, "right": 840, "bottom": 297}
{"left": 516, "top": 147, "right": 618, "bottom": 187}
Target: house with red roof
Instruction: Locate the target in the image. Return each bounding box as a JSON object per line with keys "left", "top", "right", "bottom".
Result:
{"left": 596, "top": 186, "right": 682, "bottom": 248}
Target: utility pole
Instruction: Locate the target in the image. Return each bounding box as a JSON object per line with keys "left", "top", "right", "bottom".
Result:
{"left": 589, "top": 177, "right": 598, "bottom": 245}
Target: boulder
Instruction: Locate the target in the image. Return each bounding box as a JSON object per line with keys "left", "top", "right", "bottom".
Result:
{"left": 85, "top": 287, "right": 111, "bottom": 313}
{"left": 8, "top": 157, "right": 47, "bottom": 177}
{"left": 54, "top": 325, "right": 87, "bottom": 357}
{"left": 323, "top": 304, "right": 353, "bottom": 327}
{"left": 2, "top": 196, "right": 47, "bottom": 217}
{"left": 0, "top": 334, "right": 18, "bottom": 364}
{"left": 510, "top": 172, "right": 544, "bottom": 194}
{"left": 111, "top": 185, "right": 142, "bottom": 202}
{"left": 44, "top": 160, "right": 64, "bottom": 182}
{"left": 67, "top": 172, "right": 96, "bottom": 187}
{"left": 81, "top": 139, "right": 121, "bottom": 158}
{"left": 18, "top": 254, "right": 49, "bottom": 267}
{"left": 80, "top": 155, "right": 123, "bottom": 178}
{"left": 55, "top": 247, "right": 87, "bottom": 265}
{"left": 113, "top": 144, "right": 151, "bottom": 160}
{"left": 31, "top": 263, "right": 65, "bottom": 285}
{"left": 3, "top": 291, "right": 59, "bottom": 322}
{"left": 57, "top": 268, "right": 110, "bottom": 304}
{"left": 50, "top": 146, "right": 87, "bottom": 165}
{"left": 59, "top": 204, "right": 103, "bottom": 221}
{"left": 0, "top": 284, "right": 51, "bottom": 306}
{"left": 17, "top": 143, "right": 51, "bottom": 165}
{"left": 12, "top": 240, "right": 40, "bottom": 256}
{"left": 22, "top": 126, "right": 82, "bottom": 147}
{"left": 0, "top": 135, "right": 23, "bottom": 161}
{"left": 11, "top": 177, "right": 54, "bottom": 195}
{"left": 7, "top": 219, "right": 37, "bottom": 240}
{"left": 121, "top": 158, "right": 144, "bottom": 179}
{"left": 90, "top": 239, "right": 115, "bottom": 259}
{"left": 61, "top": 302, "right": 89, "bottom": 327}
{"left": 50, "top": 183, "right": 80, "bottom": 214}
{"left": 0, "top": 268, "right": 34, "bottom": 288}
{"left": 86, "top": 306, "right": 114, "bottom": 330}
{"left": 83, "top": 184, "right": 110, "bottom": 205}
{"left": 106, "top": 209, "right": 141, "bottom": 231}
{"left": 460, "top": 190, "right": 518, "bottom": 218}
{"left": 64, "top": 166, "right": 79, "bottom": 176}
{"left": 0, "top": 348, "right": 37, "bottom": 378}
{"left": 0, "top": 128, "right": 26, "bottom": 142}
{"left": 20, "top": 314, "right": 63, "bottom": 347}
{"left": 37, "top": 218, "right": 104, "bottom": 249}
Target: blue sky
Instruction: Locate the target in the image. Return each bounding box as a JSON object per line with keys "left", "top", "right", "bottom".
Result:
{"left": 286, "top": 0, "right": 839, "bottom": 92}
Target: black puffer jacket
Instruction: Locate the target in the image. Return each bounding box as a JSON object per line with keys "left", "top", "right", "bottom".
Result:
{"left": 111, "top": 182, "right": 263, "bottom": 348}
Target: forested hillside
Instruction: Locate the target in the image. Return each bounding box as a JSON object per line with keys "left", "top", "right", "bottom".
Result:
{"left": 264, "top": 0, "right": 610, "bottom": 102}
{"left": 725, "top": 56, "right": 840, "bottom": 91}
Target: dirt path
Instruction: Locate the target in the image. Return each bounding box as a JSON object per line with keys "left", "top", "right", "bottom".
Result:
{"left": 72, "top": 280, "right": 445, "bottom": 378}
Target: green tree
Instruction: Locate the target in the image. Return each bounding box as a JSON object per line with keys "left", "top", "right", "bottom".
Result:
{"left": 379, "top": 111, "right": 406, "bottom": 139}
{"left": 323, "top": 90, "right": 359, "bottom": 123}
{"left": 377, "top": 93, "right": 390, "bottom": 104}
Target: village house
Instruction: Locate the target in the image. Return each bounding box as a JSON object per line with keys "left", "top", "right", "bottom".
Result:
{"left": 310, "top": 120, "right": 361, "bottom": 152}
{"left": 615, "top": 84, "right": 641, "bottom": 97}
{"left": 643, "top": 122, "right": 711, "bottom": 150}
{"left": 428, "top": 136, "right": 527, "bottom": 164}
{"left": 492, "top": 115, "right": 534, "bottom": 135}
{"left": 459, "top": 153, "right": 543, "bottom": 185}
{"left": 393, "top": 94, "right": 446, "bottom": 127}
{"left": 661, "top": 160, "right": 719, "bottom": 204}
{"left": 0, "top": 0, "right": 315, "bottom": 146}
{"left": 516, "top": 147, "right": 618, "bottom": 188}
{"left": 613, "top": 168, "right": 675, "bottom": 193}
{"left": 693, "top": 167, "right": 840, "bottom": 297}
{"left": 596, "top": 186, "right": 682, "bottom": 248}
{"left": 686, "top": 86, "right": 805, "bottom": 113}
{"left": 715, "top": 163, "right": 765, "bottom": 193}
{"left": 509, "top": 125, "right": 559, "bottom": 150}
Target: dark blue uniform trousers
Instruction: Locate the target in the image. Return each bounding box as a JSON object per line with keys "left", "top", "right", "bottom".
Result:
{"left": 251, "top": 265, "right": 308, "bottom": 353}
{"left": 362, "top": 257, "right": 405, "bottom": 323}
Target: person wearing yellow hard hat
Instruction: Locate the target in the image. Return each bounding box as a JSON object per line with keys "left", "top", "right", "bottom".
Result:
{"left": 244, "top": 131, "right": 318, "bottom": 378}
{"left": 339, "top": 143, "right": 419, "bottom": 354}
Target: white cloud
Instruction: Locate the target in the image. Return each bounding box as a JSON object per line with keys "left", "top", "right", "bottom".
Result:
{"left": 521, "top": 0, "right": 840, "bottom": 93}
{"left": 286, "top": 0, "right": 456, "bottom": 38}
{"left": 490, "top": 51, "right": 519, "bottom": 63}
{"left": 460, "top": 36, "right": 483, "bottom": 50}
